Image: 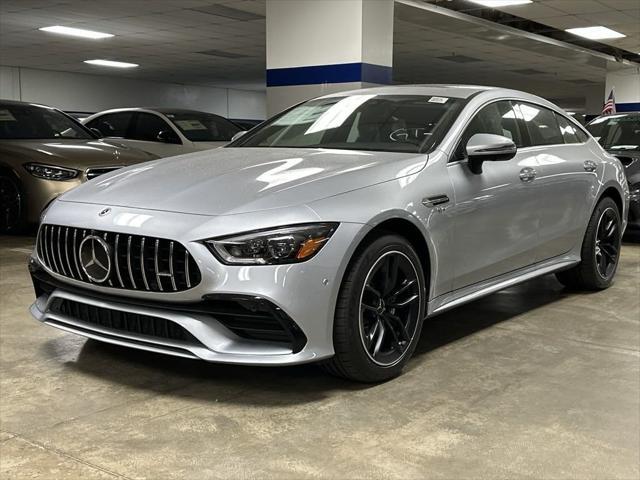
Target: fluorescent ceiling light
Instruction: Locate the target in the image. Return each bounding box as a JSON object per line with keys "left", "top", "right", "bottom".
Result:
{"left": 84, "top": 59, "right": 139, "bottom": 68}
{"left": 565, "top": 26, "right": 626, "bottom": 40}
{"left": 39, "top": 25, "right": 113, "bottom": 39}
{"left": 467, "top": 0, "right": 532, "bottom": 7}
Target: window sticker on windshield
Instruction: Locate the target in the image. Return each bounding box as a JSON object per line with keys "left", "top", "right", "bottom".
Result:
{"left": 0, "top": 109, "right": 16, "bottom": 121}
{"left": 274, "top": 105, "right": 328, "bottom": 126}
{"left": 175, "top": 119, "right": 207, "bottom": 130}
{"left": 428, "top": 97, "right": 449, "bottom": 104}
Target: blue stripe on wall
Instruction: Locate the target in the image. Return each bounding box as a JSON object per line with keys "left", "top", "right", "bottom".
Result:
{"left": 616, "top": 102, "right": 640, "bottom": 112}
{"left": 266, "top": 62, "right": 392, "bottom": 87}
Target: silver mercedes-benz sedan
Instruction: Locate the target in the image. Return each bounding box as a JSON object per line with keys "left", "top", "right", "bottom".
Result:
{"left": 29, "top": 85, "right": 630, "bottom": 382}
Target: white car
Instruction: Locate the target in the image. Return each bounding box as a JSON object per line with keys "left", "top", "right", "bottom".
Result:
{"left": 83, "top": 108, "right": 241, "bottom": 157}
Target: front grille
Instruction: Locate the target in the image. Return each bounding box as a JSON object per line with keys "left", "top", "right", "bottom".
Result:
{"left": 49, "top": 298, "right": 199, "bottom": 344}
{"left": 86, "top": 166, "right": 123, "bottom": 180}
{"left": 37, "top": 224, "right": 201, "bottom": 292}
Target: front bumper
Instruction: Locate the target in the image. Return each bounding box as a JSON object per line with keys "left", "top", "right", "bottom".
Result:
{"left": 29, "top": 203, "right": 366, "bottom": 365}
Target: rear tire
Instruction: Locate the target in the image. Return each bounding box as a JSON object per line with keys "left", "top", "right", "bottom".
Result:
{"left": 321, "top": 234, "right": 426, "bottom": 382}
{"left": 0, "top": 175, "right": 25, "bottom": 234}
{"left": 555, "top": 197, "right": 621, "bottom": 290}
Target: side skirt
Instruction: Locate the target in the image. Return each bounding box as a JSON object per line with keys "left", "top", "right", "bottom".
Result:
{"left": 427, "top": 256, "right": 579, "bottom": 317}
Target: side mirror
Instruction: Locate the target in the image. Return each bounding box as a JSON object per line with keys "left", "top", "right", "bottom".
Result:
{"left": 157, "top": 130, "right": 180, "bottom": 144}
{"left": 231, "top": 131, "right": 248, "bottom": 142}
{"left": 90, "top": 128, "right": 103, "bottom": 138}
{"left": 466, "top": 133, "right": 517, "bottom": 174}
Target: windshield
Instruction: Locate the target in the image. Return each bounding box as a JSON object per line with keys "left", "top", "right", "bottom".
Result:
{"left": 232, "top": 94, "right": 465, "bottom": 153}
{"left": 587, "top": 113, "right": 640, "bottom": 151}
{"left": 0, "top": 104, "right": 93, "bottom": 140}
{"left": 166, "top": 112, "right": 240, "bottom": 142}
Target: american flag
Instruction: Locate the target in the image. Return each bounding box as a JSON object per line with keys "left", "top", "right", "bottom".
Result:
{"left": 602, "top": 89, "right": 616, "bottom": 115}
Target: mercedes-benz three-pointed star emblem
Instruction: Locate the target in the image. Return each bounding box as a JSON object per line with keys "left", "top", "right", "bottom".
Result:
{"left": 78, "top": 235, "right": 112, "bottom": 283}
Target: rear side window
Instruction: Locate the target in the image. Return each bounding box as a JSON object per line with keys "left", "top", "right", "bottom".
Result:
{"left": 514, "top": 103, "right": 564, "bottom": 146}
{"left": 555, "top": 114, "right": 582, "bottom": 144}
{"left": 131, "top": 113, "right": 180, "bottom": 143}
{"left": 86, "top": 112, "right": 132, "bottom": 137}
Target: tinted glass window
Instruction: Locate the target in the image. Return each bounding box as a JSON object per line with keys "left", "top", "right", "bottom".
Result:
{"left": 455, "top": 100, "right": 524, "bottom": 159}
{"left": 0, "top": 104, "right": 93, "bottom": 140}
{"left": 586, "top": 114, "right": 640, "bottom": 151}
{"left": 234, "top": 95, "right": 465, "bottom": 153}
{"left": 515, "top": 103, "right": 564, "bottom": 146}
{"left": 555, "top": 114, "right": 582, "bottom": 144}
{"left": 86, "top": 112, "right": 132, "bottom": 137}
{"left": 131, "top": 113, "right": 180, "bottom": 143}
{"left": 165, "top": 112, "right": 240, "bottom": 142}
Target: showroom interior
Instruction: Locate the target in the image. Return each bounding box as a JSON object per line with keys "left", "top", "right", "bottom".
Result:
{"left": 0, "top": 0, "right": 639, "bottom": 478}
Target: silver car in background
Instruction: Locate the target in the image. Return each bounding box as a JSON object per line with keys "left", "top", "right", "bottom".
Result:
{"left": 83, "top": 108, "right": 241, "bottom": 157}
{"left": 29, "top": 85, "right": 629, "bottom": 382}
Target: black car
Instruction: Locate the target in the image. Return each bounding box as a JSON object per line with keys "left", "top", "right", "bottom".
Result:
{"left": 587, "top": 112, "right": 640, "bottom": 237}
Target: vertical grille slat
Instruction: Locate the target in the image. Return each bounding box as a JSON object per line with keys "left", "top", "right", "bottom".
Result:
{"left": 184, "top": 250, "right": 191, "bottom": 289}
{"left": 36, "top": 224, "right": 201, "bottom": 293}
{"left": 154, "top": 239, "right": 163, "bottom": 292}
{"left": 140, "top": 237, "right": 150, "bottom": 291}
{"left": 56, "top": 226, "right": 67, "bottom": 277}
{"left": 48, "top": 226, "right": 60, "bottom": 273}
{"left": 63, "top": 227, "right": 74, "bottom": 279}
{"left": 114, "top": 234, "right": 125, "bottom": 288}
{"left": 72, "top": 229, "right": 83, "bottom": 280}
{"left": 126, "top": 235, "right": 137, "bottom": 290}
{"left": 168, "top": 241, "right": 177, "bottom": 292}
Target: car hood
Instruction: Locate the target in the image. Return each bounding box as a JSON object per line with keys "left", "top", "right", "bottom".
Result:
{"left": 0, "top": 139, "right": 156, "bottom": 169}
{"left": 59, "top": 147, "right": 426, "bottom": 215}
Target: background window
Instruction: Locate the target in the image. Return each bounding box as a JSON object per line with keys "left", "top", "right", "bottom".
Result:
{"left": 131, "top": 113, "right": 180, "bottom": 143}
{"left": 87, "top": 112, "right": 132, "bottom": 137}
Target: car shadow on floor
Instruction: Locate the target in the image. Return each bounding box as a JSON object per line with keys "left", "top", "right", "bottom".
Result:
{"left": 46, "top": 273, "right": 578, "bottom": 405}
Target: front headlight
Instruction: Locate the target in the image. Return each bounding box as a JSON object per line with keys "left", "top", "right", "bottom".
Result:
{"left": 205, "top": 223, "right": 338, "bottom": 265}
{"left": 24, "top": 163, "right": 79, "bottom": 180}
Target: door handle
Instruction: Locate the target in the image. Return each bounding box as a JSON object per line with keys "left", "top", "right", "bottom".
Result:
{"left": 583, "top": 160, "right": 597, "bottom": 172}
{"left": 519, "top": 167, "right": 537, "bottom": 183}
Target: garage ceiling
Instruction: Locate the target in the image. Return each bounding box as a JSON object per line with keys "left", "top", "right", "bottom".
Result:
{"left": 0, "top": 0, "right": 635, "bottom": 105}
{"left": 447, "top": 0, "right": 640, "bottom": 53}
{"left": 393, "top": 0, "right": 624, "bottom": 110}
{"left": 0, "top": 0, "right": 267, "bottom": 89}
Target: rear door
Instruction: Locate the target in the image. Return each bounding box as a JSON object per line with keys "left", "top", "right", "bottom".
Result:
{"left": 448, "top": 100, "right": 542, "bottom": 289}
{"left": 513, "top": 102, "right": 597, "bottom": 260}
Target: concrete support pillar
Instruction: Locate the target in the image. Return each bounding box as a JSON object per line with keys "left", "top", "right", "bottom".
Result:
{"left": 605, "top": 66, "right": 640, "bottom": 112}
{"left": 266, "top": 0, "right": 394, "bottom": 116}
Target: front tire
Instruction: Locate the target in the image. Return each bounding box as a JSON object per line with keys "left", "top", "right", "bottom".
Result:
{"left": 0, "top": 175, "right": 25, "bottom": 234}
{"left": 322, "top": 234, "right": 426, "bottom": 382}
{"left": 556, "top": 197, "right": 622, "bottom": 290}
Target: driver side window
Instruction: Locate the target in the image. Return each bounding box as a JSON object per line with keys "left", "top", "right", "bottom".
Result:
{"left": 454, "top": 101, "right": 524, "bottom": 160}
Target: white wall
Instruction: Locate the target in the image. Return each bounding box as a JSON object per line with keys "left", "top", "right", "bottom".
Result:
{"left": 605, "top": 66, "right": 640, "bottom": 106}
{"left": 0, "top": 66, "right": 266, "bottom": 120}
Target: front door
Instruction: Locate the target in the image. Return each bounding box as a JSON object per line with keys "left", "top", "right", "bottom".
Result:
{"left": 447, "top": 100, "right": 542, "bottom": 290}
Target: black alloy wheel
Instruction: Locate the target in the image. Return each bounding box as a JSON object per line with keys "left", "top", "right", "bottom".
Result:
{"left": 594, "top": 207, "right": 620, "bottom": 280}
{"left": 359, "top": 251, "right": 421, "bottom": 367}
{"left": 322, "top": 234, "right": 426, "bottom": 382}
{"left": 555, "top": 196, "right": 622, "bottom": 290}
{"left": 0, "top": 176, "right": 23, "bottom": 233}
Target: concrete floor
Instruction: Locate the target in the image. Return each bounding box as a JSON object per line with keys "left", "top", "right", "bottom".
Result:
{"left": 0, "top": 234, "right": 638, "bottom": 480}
